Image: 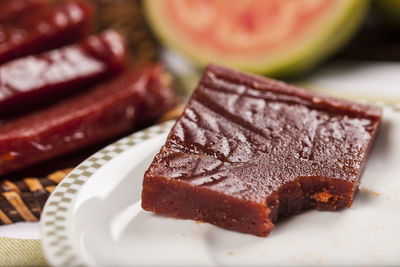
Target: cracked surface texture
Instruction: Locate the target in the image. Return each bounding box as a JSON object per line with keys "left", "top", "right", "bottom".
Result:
{"left": 142, "top": 64, "right": 381, "bottom": 237}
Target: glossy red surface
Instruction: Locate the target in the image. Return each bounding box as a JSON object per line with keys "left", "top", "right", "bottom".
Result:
{"left": 142, "top": 64, "right": 381, "bottom": 237}
{"left": 0, "top": 65, "right": 176, "bottom": 176}
{"left": 0, "top": 30, "right": 126, "bottom": 115}
{"left": 0, "top": 0, "right": 47, "bottom": 23}
{"left": 0, "top": 0, "right": 93, "bottom": 65}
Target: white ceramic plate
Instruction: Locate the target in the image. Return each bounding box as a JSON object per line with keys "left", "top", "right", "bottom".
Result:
{"left": 41, "top": 106, "right": 400, "bottom": 266}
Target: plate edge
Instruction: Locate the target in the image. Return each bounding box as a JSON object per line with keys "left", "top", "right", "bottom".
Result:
{"left": 40, "top": 121, "right": 175, "bottom": 266}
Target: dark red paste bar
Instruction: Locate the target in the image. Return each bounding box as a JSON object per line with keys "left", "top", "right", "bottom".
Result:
{"left": 0, "top": 65, "right": 176, "bottom": 176}
{"left": 142, "top": 64, "right": 382, "bottom": 237}
{"left": 0, "top": 30, "right": 126, "bottom": 115}
{"left": 0, "top": 0, "right": 47, "bottom": 23}
{"left": 0, "top": 0, "right": 93, "bottom": 65}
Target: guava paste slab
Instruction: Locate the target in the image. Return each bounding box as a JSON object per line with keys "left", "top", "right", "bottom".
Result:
{"left": 142, "top": 64, "right": 381, "bottom": 237}
{"left": 0, "top": 0, "right": 47, "bottom": 23}
{"left": 0, "top": 65, "right": 176, "bottom": 176}
{"left": 0, "top": 30, "right": 126, "bottom": 115}
{"left": 0, "top": 0, "right": 93, "bottom": 65}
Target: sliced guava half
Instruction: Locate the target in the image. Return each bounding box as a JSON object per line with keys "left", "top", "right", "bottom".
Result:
{"left": 144, "top": 0, "right": 369, "bottom": 77}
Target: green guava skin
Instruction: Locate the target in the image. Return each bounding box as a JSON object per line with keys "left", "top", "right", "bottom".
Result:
{"left": 144, "top": 0, "right": 370, "bottom": 78}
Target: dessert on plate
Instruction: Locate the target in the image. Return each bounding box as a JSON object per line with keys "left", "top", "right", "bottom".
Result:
{"left": 142, "top": 64, "right": 381, "bottom": 237}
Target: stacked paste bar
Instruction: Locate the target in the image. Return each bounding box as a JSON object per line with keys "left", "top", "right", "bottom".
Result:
{"left": 0, "top": 0, "right": 47, "bottom": 23}
{"left": 0, "top": 0, "right": 93, "bottom": 64}
{"left": 0, "top": 30, "right": 126, "bottom": 114}
{"left": 0, "top": 65, "right": 176, "bottom": 176}
{"left": 142, "top": 64, "right": 381, "bottom": 237}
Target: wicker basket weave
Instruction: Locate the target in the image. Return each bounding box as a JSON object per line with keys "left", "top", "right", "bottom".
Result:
{"left": 0, "top": 169, "right": 72, "bottom": 224}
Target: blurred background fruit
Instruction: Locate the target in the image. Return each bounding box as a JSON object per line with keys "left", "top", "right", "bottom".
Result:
{"left": 143, "top": 0, "right": 369, "bottom": 77}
